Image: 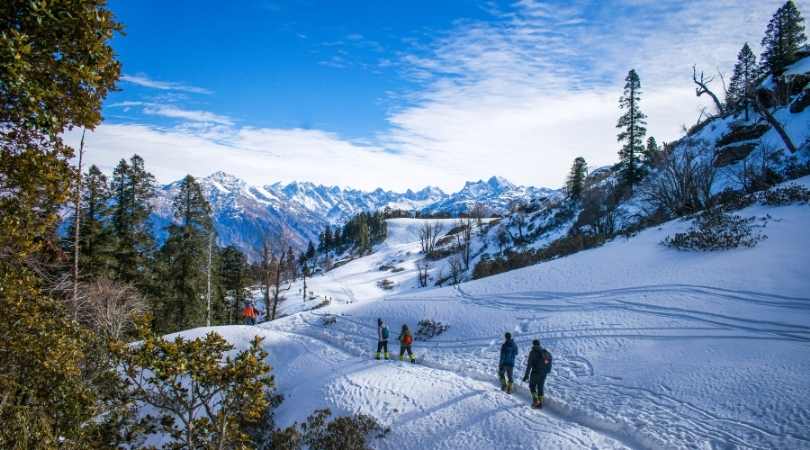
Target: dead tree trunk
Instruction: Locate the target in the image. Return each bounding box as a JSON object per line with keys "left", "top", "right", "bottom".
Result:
{"left": 72, "top": 129, "right": 86, "bottom": 318}
{"left": 693, "top": 65, "right": 725, "bottom": 115}
{"left": 753, "top": 94, "right": 797, "bottom": 153}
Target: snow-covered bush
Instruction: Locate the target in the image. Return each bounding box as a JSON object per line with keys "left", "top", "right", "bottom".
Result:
{"left": 321, "top": 315, "right": 337, "bottom": 326}
{"left": 760, "top": 184, "right": 810, "bottom": 205}
{"left": 416, "top": 319, "right": 449, "bottom": 340}
{"left": 663, "top": 209, "right": 767, "bottom": 251}
{"left": 377, "top": 279, "right": 395, "bottom": 290}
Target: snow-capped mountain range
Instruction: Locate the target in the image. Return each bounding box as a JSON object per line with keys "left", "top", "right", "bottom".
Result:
{"left": 151, "top": 172, "right": 556, "bottom": 259}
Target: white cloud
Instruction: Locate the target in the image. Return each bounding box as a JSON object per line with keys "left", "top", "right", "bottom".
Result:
{"left": 379, "top": 0, "right": 808, "bottom": 189}
{"left": 64, "top": 123, "right": 452, "bottom": 191}
{"left": 120, "top": 74, "right": 213, "bottom": 95}
{"left": 93, "top": 0, "right": 808, "bottom": 192}
{"left": 142, "top": 105, "right": 234, "bottom": 126}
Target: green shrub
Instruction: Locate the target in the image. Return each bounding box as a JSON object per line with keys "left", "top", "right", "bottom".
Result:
{"left": 663, "top": 209, "right": 767, "bottom": 251}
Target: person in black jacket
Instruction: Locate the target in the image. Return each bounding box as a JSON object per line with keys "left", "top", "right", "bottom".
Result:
{"left": 522, "top": 339, "right": 552, "bottom": 408}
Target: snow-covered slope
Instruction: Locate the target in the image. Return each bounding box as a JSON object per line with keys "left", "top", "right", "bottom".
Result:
{"left": 423, "top": 176, "right": 556, "bottom": 216}
{"left": 180, "top": 176, "right": 810, "bottom": 449}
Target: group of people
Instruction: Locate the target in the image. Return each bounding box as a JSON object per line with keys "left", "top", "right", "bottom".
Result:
{"left": 499, "top": 332, "right": 552, "bottom": 409}
{"left": 375, "top": 319, "right": 416, "bottom": 363}
{"left": 373, "top": 322, "right": 552, "bottom": 409}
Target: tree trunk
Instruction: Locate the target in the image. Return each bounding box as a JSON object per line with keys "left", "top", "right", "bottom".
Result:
{"left": 72, "top": 129, "right": 86, "bottom": 318}
{"left": 753, "top": 96, "right": 797, "bottom": 153}
{"left": 205, "top": 233, "right": 213, "bottom": 326}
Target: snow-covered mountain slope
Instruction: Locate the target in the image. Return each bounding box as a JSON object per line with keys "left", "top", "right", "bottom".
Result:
{"left": 423, "top": 176, "right": 556, "bottom": 216}
{"left": 151, "top": 172, "right": 555, "bottom": 258}
{"left": 180, "top": 176, "right": 810, "bottom": 449}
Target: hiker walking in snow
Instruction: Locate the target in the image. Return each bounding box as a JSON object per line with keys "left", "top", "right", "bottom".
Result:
{"left": 522, "top": 339, "right": 553, "bottom": 409}
{"left": 499, "top": 332, "right": 518, "bottom": 393}
{"left": 398, "top": 324, "right": 416, "bottom": 363}
{"left": 242, "top": 303, "right": 258, "bottom": 325}
{"left": 376, "top": 318, "right": 390, "bottom": 360}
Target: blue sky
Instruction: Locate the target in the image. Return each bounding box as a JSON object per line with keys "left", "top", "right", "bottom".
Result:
{"left": 72, "top": 0, "right": 808, "bottom": 191}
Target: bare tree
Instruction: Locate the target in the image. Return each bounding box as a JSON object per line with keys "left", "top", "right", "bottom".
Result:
{"left": 469, "top": 202, "right": 488, "bottom": 227}
{"left": 447, "top": 255, "right": 465, "bottom": 285}
{"left": 418, "top": 221, "right": 443, "bottom": 256}
{"left": 453, "top": 218, "right": 473, "bottom": 269}
{"left": 260, "top": 232, "right": 293, "bottom": 321}
{"left": 752, "top": 91, "right": 797, "bottom": 153}
{"left": 72, "top": 128, "right": 86, "bottom": 318}
{"left": 77, "top": 279, "right": 146, "bottom": 340}
{"left": 507, "top": 202, "right": 528, "bottom": 244}
{"left": 416, "top": 261, "right": 430, "bottom": 287}
{"left": 693, "top": 65, "right": 725, "bottom": 115}
{"left": 728, "top": 142, "right": 779, "bottom": 193}
{"left": 641, "top": 140, "right": 716, "bottom": 215}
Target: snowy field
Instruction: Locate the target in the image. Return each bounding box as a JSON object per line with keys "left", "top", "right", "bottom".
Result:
{"left": 184, "top": 178, "right": 810, "bottom": 449}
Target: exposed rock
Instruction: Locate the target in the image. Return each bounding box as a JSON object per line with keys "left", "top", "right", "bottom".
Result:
{"left": 714, "top": 142, "right": 758, "bottom": 167}
{"left": 716, "top": 123, "right": 770, "bottom": 147}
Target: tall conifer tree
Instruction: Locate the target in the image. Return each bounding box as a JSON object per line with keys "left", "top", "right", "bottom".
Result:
{"left": 566, "top": 157, "right": 588, "bottom": 201}
{"left": 761, "top": 1, "right": 807, "bottom": 76}
{"left": 159, "top": 175, "right": 213, "bottom": 331}
{"left": 111, "top": 154, "right": 156, "bottom": 284}
{"left": 728, "top": 43, "right": 759, "bottom": 120}
{"left": 616, "top": 69, "right": 647, "bottom": 188}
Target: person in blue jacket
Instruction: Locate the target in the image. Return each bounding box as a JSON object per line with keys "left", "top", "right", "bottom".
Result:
{"left": 498, "top": 332, "right": 518, "bottom": 393}
{"left": 375, "top": 318, "right": 390, "bottom": 360}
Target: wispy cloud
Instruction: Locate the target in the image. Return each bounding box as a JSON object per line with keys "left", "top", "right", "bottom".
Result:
{"left": 120, "top": 74, "right": 213, "bottom": 95}
{"left": 377, "top": 0, "right": 803, "bottom": 188}
{"left": 93, "top": 0, "right": 808, "bottom": 192}
{"left": 64, "top": 123, "right": 450, "bottom": 191}
{"left": 142, "top": 105, "right": 234, "bottom": 125}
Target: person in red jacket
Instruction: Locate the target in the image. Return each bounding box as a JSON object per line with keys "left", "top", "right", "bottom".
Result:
{"left": 242, "top": 303, "right": 258, "bottom": 325}
{"left": 398, "top": 324, "right": 416, "bottom": 363}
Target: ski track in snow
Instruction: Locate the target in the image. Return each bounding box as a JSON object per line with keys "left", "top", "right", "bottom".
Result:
{"left": 271, "top": 300, "right": 810, "bottom": 450}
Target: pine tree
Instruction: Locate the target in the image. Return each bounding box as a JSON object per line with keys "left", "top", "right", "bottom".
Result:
{"left": 111, "top": 155, "right": 156, "bottom": 284}
{"left": 644, "top": 136, "right": 661, "bottom": 167}
{"left": 158, "top": 175, "right": 214, "bottom": 331}
{"left": 566, "top": 157, "right": 588, "bottom": 201}
{"left": 305, "top": 240, "right": 317, "bottom": 260}
{"left": 66, "top": 164, "right": 116, "bottom": 279}
{"left": 728, "top": 43, "right": 759, "bottom": 120}
{"left": 323, "top": 227, "right": 333, "bottom": 251}
{"left": 358, "top": 218, "right": 370, "bottom": 254}
{"left": 220, "top": 245, "right": 248, "bottom": 324}
{"left": 616, "top": 69, "right": 647, "bottom": 188}
{"left": 761, "top": 1, "right": 807, "bottom": 76}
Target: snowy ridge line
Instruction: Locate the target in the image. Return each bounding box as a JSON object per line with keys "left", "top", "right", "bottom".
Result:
{"left": 297, "top": 311, "right": 810, "bottom": 449}
{"left": 283, "top": 313, "right": 649, "bottom": 450}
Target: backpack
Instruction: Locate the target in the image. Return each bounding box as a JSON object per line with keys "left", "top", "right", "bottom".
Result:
{"left": 402, "top": 332, "right": 413, "bottom": 346}
{"left": 381, "top": 325, "right": 389, "bottom": 339}
{"left": 542, "top": 349, "right": 553, "bottom": 374}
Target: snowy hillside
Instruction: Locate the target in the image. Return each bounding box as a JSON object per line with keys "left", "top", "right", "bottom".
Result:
{"left": 151, "top": 172, "right": 555, "bottom": 258}
{"left": 179, "top": 175, "right": 810, "bottom": 449}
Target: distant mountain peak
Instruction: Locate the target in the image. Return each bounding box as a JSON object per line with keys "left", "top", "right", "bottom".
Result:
{"left": 153, "top": 172, "right": 554, "bottom": 259}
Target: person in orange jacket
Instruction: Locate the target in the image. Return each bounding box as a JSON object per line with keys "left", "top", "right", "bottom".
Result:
{"left": 398, "top": 324, "right": 416, "bottom": 363}
{"left": 242, "top": 302, "right": 258, "bottom": 325}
